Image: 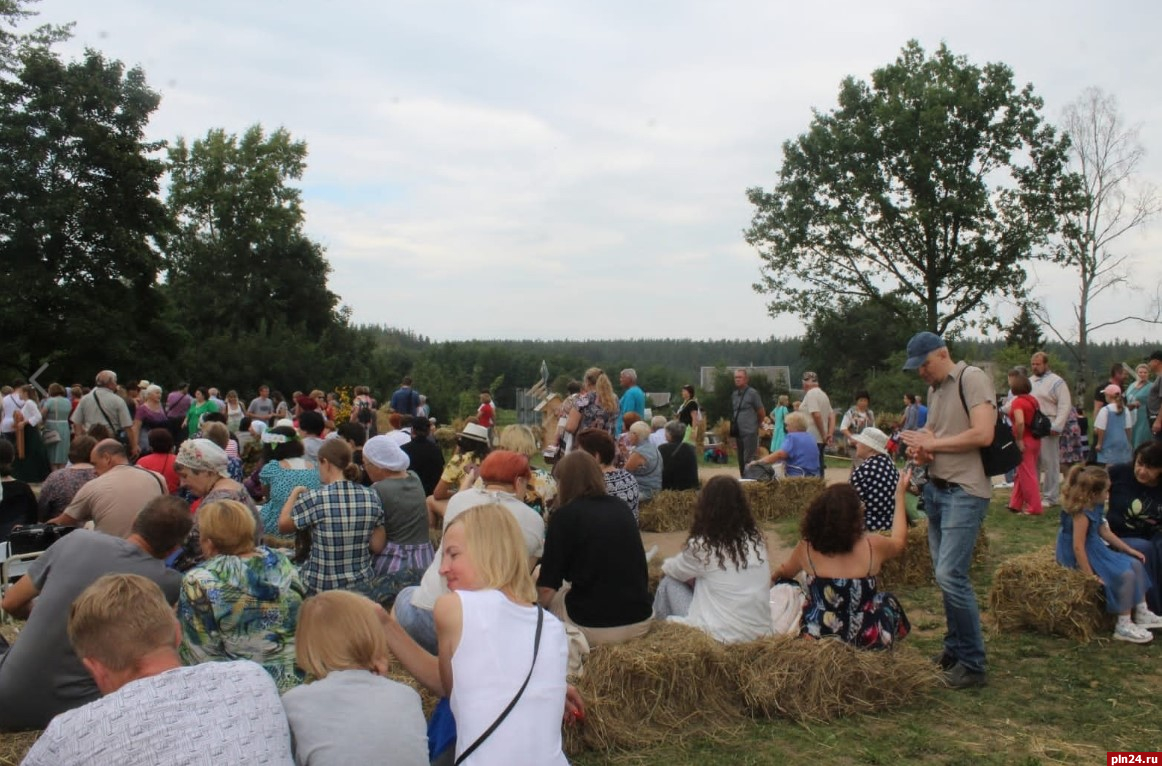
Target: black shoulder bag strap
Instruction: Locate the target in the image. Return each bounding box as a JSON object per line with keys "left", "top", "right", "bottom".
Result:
{"left": 454, "top": 604, "right": 544, "bottom": 765}
{"left": 92, "top": 390, "right": 122, "bottom": 433}
{"left": 733, "top": 387, "right": 749, "bottom": 423}
{"left": 132, "top": 465, "right": 167, "bottom": 495}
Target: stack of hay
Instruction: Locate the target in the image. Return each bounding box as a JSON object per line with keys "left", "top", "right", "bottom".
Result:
{"left": 638, "top": 490, "right": 698, "bottom": 532}
{"left": 741, "top": 477, "right": 826, "bottom": 523}
{"left": 988, "top": 545, "right": 1114, "bottom": 642}
{"left": 565, "top": 623, "right": 940, "bottom": 757}
{"left": 875, "top": 520, "right": 990, "bottom": 588}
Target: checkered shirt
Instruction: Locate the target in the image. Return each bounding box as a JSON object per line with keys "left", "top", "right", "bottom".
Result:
{"left": 291, "top": 481, "right": 385, "bottom": 593}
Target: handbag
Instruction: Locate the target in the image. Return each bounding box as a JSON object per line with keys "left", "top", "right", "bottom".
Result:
{"left": 92, "top": 391, "right": 131, "bottom": 448}
{"left": 452, "top": 605, "right": 544, "bottom": 765}
{"left": 957, "top": 371, "right": 1021, "bottom": 477}
{"left": 41, "top": 425, "right": 61, "bottom": 445}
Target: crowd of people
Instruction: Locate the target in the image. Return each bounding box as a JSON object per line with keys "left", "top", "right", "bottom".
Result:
{"left": 0, "top": 347, "right": 1160, "bottom": 761}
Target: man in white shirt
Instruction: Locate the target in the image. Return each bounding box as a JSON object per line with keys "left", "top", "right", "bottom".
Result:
{"left": 20, "top": 573, "right": 293, "bottom": 766}
{"left": 69, "top": 370, "right": 138, "bottom": 457}
{"left": 49, "top": 439, "right": 166, "bottom": 538}
{"left": 800, "top": 371, "right": 834, "bottom": 478}
{"left": 1030, "top": 351, "right": 1072, "bottom": 507}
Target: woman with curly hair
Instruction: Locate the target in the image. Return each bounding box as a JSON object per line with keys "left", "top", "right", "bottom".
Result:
{"left": 772, "top": 474, "right": 912, "bottom": 649}
{"left": 563, "top": 367, "right": 620, "bottom": 445}
{"left": 652, "top": 476, "right": 772, "bottom": 642}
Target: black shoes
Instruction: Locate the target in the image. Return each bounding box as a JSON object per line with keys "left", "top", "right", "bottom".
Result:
{"left": 944, "top": 663, "right": 988, "bottom": 689}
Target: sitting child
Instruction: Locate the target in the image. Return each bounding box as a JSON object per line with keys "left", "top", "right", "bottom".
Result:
{"left": 1055, "top": 465, "right": 1162, "bottom": 644}
{"left": 281, "top": 591, "right": 428, "bottom": 765}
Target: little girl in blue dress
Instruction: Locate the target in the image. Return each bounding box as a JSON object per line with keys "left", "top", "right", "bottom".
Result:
{"left": 1056, "top": 465, "right": 1162, "bottom": 643}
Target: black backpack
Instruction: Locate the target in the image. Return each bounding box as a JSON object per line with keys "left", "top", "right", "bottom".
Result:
{"left": 1029, "top": 406, "right": 1053, "bottom": 439}
{"left": 958, "top": 371, "right": 1022, "bottom": 477}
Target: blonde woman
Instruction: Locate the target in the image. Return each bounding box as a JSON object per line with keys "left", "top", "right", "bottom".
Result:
{"left": 564, "top": 367, "right": 619, "bottom": 444}
{"left": 282, "top": 591, "right": 427, "bottom": 766}
{"left": 381, "top": 504, "right": 574, "bottom": 765}
{"left": 178, "top": 500, "right": 305, "bottom": 692}
{"left": 748, "top": 411, "right": 819, "bottom": 477}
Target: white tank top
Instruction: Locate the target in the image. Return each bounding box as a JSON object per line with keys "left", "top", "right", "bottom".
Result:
{"left": 450, "top": 589, "right": 569, "bottom": 765}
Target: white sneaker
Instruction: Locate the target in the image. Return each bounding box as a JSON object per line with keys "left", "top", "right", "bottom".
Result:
{"left": 1133, "top": 609, "right": 1162, "bottom": 630}
{"left": 1113, "top": 622, "right": 1154, "bottom": 643}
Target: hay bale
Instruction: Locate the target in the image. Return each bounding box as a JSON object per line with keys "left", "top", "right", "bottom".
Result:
{"left": 726, "top": 637, "right": 941, "bottom": 722}
{"left": 564, "top": 622, "right": 741, "bottom": 755}
{"left": 875, "top": 520, "right": 990, "bottom": 588}
{"left": 638, "top": 490, "right": 697, "bottom": 533}
{"left": 0, "top": 730, "right": 40, "bottom": 764}
{"left": 741, "top": 477, "right": 826, "bottom": 523}
{"left": 988, "top": 546, "right": 1114, "bottom": 642}
{"left": 384, "top": 669, "right": 441, "bottom": 719}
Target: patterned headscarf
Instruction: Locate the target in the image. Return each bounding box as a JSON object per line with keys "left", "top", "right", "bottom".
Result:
{"left": 175, "top": 438, "right": 230, "bottom": 478}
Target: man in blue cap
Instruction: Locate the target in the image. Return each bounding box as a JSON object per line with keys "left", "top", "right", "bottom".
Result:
{"left": 899, "top": 331, "right": 995, "bottom": 689}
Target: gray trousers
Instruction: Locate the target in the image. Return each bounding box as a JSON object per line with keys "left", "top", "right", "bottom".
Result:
{"left": 1039, "top": 433, "right": 1061, "bottom": 504}
{"left": 736, "top": 433, "right": 759, "bottom": 476}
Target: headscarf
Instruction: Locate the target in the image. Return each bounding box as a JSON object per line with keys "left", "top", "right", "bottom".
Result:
{"left": 175, "top": 438, "right": 230, "bottom": 478}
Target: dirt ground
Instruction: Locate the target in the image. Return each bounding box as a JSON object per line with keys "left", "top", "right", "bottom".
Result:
{"left": 641, "top": 464, "right": 854, "bottom": 567}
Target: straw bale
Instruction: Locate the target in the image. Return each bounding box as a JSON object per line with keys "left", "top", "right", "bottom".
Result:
{"left": 638, "top": 490, "right": 697, "bottom": 533}
{"left": 726, "top": 636, "right": 941, "bottom": 722}
{"left": 383, "top": 669, "right": 441, "bottom": 719}
{"left": 564, "top": 622, "right": 742, "bottom": 755}
{"left": 987, "top": 545, "right": 1114, "bottom": 642}
{"left": 740, "top": 477, "right": 825, "bottom": 523}
{"left": 875, "top": 520, "right": 990, "bottom": 588}
{"left": 0, "top": 730, "right": 40, "bottom": 764}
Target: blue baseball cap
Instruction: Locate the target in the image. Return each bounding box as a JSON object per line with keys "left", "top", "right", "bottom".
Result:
{"left": 902, "top": 332, "right": 946, "bottom": 370}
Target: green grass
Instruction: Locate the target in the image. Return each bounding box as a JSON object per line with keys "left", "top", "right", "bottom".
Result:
{"left": 573, "top": 495, "right": 1162, "bottom": 765}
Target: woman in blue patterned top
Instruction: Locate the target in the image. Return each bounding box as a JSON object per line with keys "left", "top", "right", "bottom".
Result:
{"left": 178, "top": 499, "right": 306, "bottom": 692}
{"left": 279, "top": 439, "right": 387, "bottom": 596}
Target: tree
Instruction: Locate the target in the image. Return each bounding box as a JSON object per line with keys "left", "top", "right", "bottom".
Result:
{"left": 0, "top": 0, "right": 71, "bottom": 73}
{"left": 164, "top": 125, "right": 340, "bottom": 341}
{"left": 1032, "top": 87, "right": 1161, "bottom": 393}
{"left": 746, "top": 41, "right": 1073, "bottom": 335}
{"left": 1003, "top": 304, "right": 1045, "bottom": 354}
{"left": 801, "top": 295, "right": 926, "bottom": 401}
{"left": 0, "top": 48, "right": 173, "bottom": 381}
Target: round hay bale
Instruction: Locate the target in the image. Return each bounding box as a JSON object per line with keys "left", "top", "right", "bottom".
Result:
{"left": 987, "top": 545, "right": 1115, "bottom": 642}
{"left": 740, "top": 477, "right": 825, "bottom": 523}
{"left": 564, "top": 622, "right": 741, "bottom": 755}
{"left": 638, "top": 489, "right": 697, "bottom": 533}
{"left": 725, "top": 636, "right": 941, "bottom": 722}
{"left": 875, "top": 520, "right": 990, "bottom": 588}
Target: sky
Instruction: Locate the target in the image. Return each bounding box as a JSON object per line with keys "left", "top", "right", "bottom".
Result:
{"left": 42, "top": 0, "right": 1162, "bottom": 342}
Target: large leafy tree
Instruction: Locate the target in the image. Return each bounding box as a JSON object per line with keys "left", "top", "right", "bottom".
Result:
{"left": 0, "top": 48, "right": 172, "bottom": 381}
{"left": 164, "top": 125, "right": 340, "bottom": 343}
{"left": 746, "top": 41, "right": 1074, "bottom": 335}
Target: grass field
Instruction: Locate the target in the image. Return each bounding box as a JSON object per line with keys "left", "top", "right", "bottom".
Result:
{"left": 573, "top": 496, "right": 1162, "bottom": 765}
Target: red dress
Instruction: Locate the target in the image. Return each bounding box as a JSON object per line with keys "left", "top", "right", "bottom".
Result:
{"left": 1008, "top": 394, "right": 1042, "bottom": 515}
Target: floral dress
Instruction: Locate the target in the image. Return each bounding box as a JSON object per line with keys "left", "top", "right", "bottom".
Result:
{"left": 573, "top": 392, "right": 618, "bottom": 438}
{"left": 259, "top": 458, "right": 322, "bottom": 535}
{"left": 800, "top": 541, "right": 910, "bottom": 650}
{"left": 1058, "top": 407, "right": 1085, "bottom": 465}
{"left": 178, "top": 547, "right": 306, "bottom": 692}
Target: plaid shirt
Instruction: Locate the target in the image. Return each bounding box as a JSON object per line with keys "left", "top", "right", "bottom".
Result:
{"left": 292, "top": 481, "right": 384, "bottom": 594}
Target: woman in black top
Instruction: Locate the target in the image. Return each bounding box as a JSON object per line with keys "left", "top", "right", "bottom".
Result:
{"left": 536, "top": 451, "right": 652, "bottom": 646}
{"left": 1107, "top": 441, "right": 1162, "bottom": 612}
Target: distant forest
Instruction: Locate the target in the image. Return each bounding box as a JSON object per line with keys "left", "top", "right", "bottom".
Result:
{"left": 360, "top": 326, "right": 1159, "bottom": 424}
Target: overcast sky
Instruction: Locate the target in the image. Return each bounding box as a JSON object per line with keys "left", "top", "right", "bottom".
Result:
{"left": 43, "top": 0, "right": 1162, "bottom": 342}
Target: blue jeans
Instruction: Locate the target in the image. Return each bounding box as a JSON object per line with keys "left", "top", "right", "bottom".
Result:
{"left": 923, "top": 483, "right": 989, "bottom": 673}
{"left": 393, "top": 586, "right": 438, "bottom": 655}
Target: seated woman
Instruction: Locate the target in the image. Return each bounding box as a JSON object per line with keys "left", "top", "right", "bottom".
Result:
{"left": 0, "top": 440, "right": 36, "bottom": 542}
{"left": 178, "top": 500, "right": 306, "bottom": 692}
{"left": 625, "top": 421, "right": 663, "bottom": 502}
{"left": 279, "top": 439, "right": 387, "bottom": 597}
{"left": 772, "top": 473, "right": 912, "bottom": 649}
{"left": 425, "top": 423, "right": 491, "bottom": 527}
{"left": 134, "top": 428, "right": 180, "bottom": 493}
{"left": 35, "top": 435, "right": 97, "bottom": 522}
{"left": 1106, "top": 441, "right": 1162, "bottom": 612}
{"left": 659, "top": 420, "right": 700, "bottom": 491}
{"left": 258, "top": 426, "right": 321, "bottom": 536}
{"left": 361, "top": 436, "right": 435, "bottom": 589}
{"left": 202, "top": 421, "right": 243, "bottom": 482}
{"left": 172, "top": 439, "right": 263, "bottom": 572}
{"left": 537, "top": 451, "right": 653, "bottom": 646}
{"left": 380, "top": 504, "right": 572, "bottom": 765}
{"left": 281, "top": 591, "right": 428, "bottom": 766}
{"left": 394, "top": 451, "right": 545, "bottom": 654}
{"left": 653, "top": 476, "right": 772, "bottom": 643}
{"left": 1057, "top": 464, "right": 1162, "bottom": 643}
{"left": 848, "top": 427, "right": 900, "bottom": 532}
{"left": 746, "top": 411, "right": 819, "bottom": 478}
{"left": 576, "top": 428, "right": 639, "bottom": 522}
